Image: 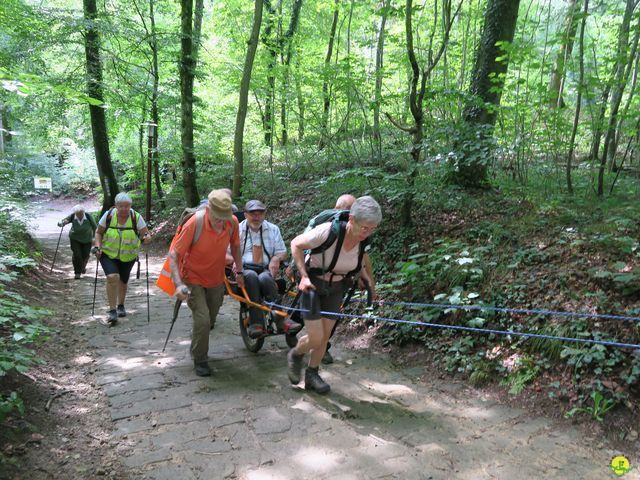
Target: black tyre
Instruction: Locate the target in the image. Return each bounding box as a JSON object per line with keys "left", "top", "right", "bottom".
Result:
{"left": 285, "top": 333, "right": 298, "bottom": 348}
{"left": 239, "top": 306, "right": 264, "bottom": 353}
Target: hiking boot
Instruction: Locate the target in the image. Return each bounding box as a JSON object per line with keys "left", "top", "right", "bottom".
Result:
{"left": 247, "top": 324, "right": 265, "bottom": 339}
{"left": 287, "top": 348, "right": 304, "bottom": 384}
{"left": 116, "top": 304, "right": 127, "bottom": 317}
{"left": 321, "top": 350, "right": 334, "bottom": 365}
{"left": 304, "top": 367, "right": 330, "bottom": 394}
{"left": 74, "top": 273, "right": 81, "bottom": 279}
{"left": 194, "top": 361, "right": 211, "bottom": 377}
{"left": 107, "top": 309, "right": 118, "bottom": 325}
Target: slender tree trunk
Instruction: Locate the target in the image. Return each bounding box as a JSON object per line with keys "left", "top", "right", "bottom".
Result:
{"left": 83, "top": 0, "right": 118, "bottom": 213}
{"left": 193, "top": 0, "right": 204, "bottom": 62}
{"left": 319, "top": 0, "right": 339, "bottom": 150}
{"left": 180, "top": 0, "right": 199, "bottom": 207}
{"left": 372, "top": 0, "right": 389, "bottom": 148}
{"left": 149, "top": 0, "right": 164, "bottom": 208}
{"left": 295, "top": 57, "right": 305, "bottom": 140}
{"left": 603, "top": 0, "right": 638, "bottom": 172}
{"left": 567, "top": 0, "right": 589, "bottom": 194}
{"left": 0, "top": 106, "right": 4, "bottom": 157}
{"left": 233, "top": 0, "right": 264, "bottom": 197}
{"left": 279, "top": 0, "right": 304, "bottom": 146}
{"left": 139, "top": 103, "right": 147, "bottom": 184}
{"left": 548, "top": 0, "right": 580, "bottom": 108}
{"left": 262, "top": 0, "right": 277, "bottom": 146}
{"left": 459, "top": 0, "right": 521, "bottom": 186}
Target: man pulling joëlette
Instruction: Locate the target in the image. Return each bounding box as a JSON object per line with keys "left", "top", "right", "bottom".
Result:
{"left": 168, "top": 189, "right": 244, "bottom": 377}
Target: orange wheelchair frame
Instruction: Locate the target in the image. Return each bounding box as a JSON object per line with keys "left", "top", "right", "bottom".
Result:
{"left": 223, "top": 272, "right": 301, "bottom": 353}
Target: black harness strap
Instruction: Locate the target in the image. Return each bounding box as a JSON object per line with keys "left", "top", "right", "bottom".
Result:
{"left": 242, "top": 223, "right": 273, "bottom": 264}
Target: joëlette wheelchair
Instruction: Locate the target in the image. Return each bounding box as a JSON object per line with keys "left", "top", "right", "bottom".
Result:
{"left": 224, "top": 263, "right": 301, "bottom": 353}
{"left": 224, "top": 262, "right": 373, "bottom": 353}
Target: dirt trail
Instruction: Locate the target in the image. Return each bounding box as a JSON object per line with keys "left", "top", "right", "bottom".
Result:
{"left": 11, "top": 198, "right": 638, "bottom": 479}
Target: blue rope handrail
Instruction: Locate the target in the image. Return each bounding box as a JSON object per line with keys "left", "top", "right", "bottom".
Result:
{"left": 264, "top": 300, "right": 640, "bottom": 350}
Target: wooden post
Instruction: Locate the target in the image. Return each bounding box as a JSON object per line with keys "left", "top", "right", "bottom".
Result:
{"left": 145, "top": 122, "right": 156, "bottom": 222}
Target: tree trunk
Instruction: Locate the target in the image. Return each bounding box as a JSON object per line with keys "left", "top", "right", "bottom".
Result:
{"left": 279, "top": 0, "right": 304, "bottom": 146}
{"left": 372, "top": 0, "right": 389, "bottom": 148}
{"left": 149, "top": 0, "right": 164, "bottom": 209}
{"left": 295, "top": 59, "right": 305, "bottom": 140}
{"left": 603, "top": 0, "right": 638, "bottom": 173}
{"left": 262, "top": 0, "right": 277, "bottom": 146}
{"left": 567, "top": 0, "right": 589, "bottom": 194}
{"left": 318, "top": 0, "right": 339, "bottom": 150}
{"left": 83, "top": 0, "right": 118, "bottom": 213}
{"left": 180, "top": 0, "right": 199, "bottom": 207}
{"left": 459, "top": 0, "right": 521, "bottom": 186}
{"left": 548, "top": 0, "right": 580, "bottom": 109}
{"left": 0, "top": 105, "right": 4, "bottom": 157}
{"left": 233, "top": 0, "right": 264, "bottom": 198}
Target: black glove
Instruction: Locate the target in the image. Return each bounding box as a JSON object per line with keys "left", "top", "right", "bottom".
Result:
{"left": 91, "top": 246, "right": 101, "bottom": 255}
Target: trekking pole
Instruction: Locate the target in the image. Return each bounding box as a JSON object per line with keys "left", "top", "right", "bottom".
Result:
{"left": 50, "top": 224, "right": 64, "bottom": 272}
{"left": 136, "top": 257, "right": 141, "bottom": 280}
{"left": 162, "top": 297, "right": 184, "bottom": 353}
{"left": 145, "top": 252, "right": 150, "bottom": 324}
{"left": 91, "top": 255, "right": 99, "bottom": 316}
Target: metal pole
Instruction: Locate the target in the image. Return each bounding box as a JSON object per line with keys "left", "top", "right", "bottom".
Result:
{"left": 146, "top": 252, "right": 150, "bottom": 324}
{"left": 50, "top": 225, "right": 64, "bottom": 272}
{"left": 162, "top": 299, "right": 183, "bottom": 352}
{"left": 91, "top": 255, "right": 99, "bottom": 316}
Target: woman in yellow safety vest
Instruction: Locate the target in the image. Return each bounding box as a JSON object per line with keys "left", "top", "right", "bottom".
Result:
{"left": 93, "top": 192, "right": 151, "bottom": 325}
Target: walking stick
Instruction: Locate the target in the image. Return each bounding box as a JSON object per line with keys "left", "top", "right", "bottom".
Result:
{"left": 145, "top": 252, "right": 150, "bottom": 324}
{"left": 50, "top": 225, "right": 64, "bottom": 272}
{"left": 162, "top": 298, "right": 183, "bottom": 353}
{"left": 91, "top": 255, "right": 99, "bottom": 316}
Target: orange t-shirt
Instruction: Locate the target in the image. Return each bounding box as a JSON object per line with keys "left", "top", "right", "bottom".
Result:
{"left": 172, "top": 211, "right": 239, "bottom": 288}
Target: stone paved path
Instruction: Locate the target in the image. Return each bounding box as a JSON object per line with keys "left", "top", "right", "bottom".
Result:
{"left": 33, "top": 199, "right": 638, "bottom": 480}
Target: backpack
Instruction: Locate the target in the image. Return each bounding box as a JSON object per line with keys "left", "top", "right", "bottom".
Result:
{"left": 305, "top": 208, "right": 344, "bottom": 233}
{"left": 306, "top": 210, "right": 372, "bottom": 279}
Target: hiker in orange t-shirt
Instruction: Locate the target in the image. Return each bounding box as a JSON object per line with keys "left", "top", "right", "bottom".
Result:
{"left": 169, "top": 189, "right": 244, "bottom": 377}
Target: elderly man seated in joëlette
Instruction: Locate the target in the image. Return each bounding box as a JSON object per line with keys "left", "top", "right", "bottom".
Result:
{"left": 230, "top": 200, "right": 299, "bottom": 338}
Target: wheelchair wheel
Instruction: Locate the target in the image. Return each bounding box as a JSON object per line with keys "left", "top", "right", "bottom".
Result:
{"left": 239, "top": 305, "right": 264, "bottom": 353}
{"left": 285, "top": 332, "right": 298, "bottom": 348}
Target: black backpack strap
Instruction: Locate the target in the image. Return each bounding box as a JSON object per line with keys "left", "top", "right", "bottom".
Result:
{"left": 242, "top": 222, "right": 249, "bottom": 256}
{"left": 105, "top": 208, "right": 138, "bottom": 236}
{"left": 307, "top": 219, "right": 346, "bottom": 277}
{"left": 346, "top": 236, "right": 371, "bottom": 279}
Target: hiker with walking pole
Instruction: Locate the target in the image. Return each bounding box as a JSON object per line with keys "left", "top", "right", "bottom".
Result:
{"left": 287, "top": 196, "right": 381, "bottom": 394}
{"left": 157, "top": 189, "right": 244, "bottom": 377}
{"left": 92, "top": 193, "right": 151, "bottom": 326}
{"left": 53, "top": 205, "right": 97, "bottom": 278}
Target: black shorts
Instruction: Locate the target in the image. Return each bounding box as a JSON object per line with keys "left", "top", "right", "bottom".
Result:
{"left": 301, "top": 277, "right": 345, "bottom": 321}
{"left": 100, "top": 255, "right": 137, "bottom": 284}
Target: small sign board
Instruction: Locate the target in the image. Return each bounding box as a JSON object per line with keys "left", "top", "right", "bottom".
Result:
{"left": 33, "top": 177, "right": 52, "bottom": 191}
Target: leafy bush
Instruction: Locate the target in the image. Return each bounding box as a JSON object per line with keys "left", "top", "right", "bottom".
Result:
{"left": 0, "top": 210, "right": 50, "bottom": 422}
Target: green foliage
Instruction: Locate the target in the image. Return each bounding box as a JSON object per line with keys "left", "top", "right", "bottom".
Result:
{"left": 565, "top": 391, "right": 616, "bottom": 422}
{"left": 0, "top": 209, "right": 49, "bottom": 422}
{"left": 393, "top": 240, "right": 488, "bottom": 298}
{"left": 0, "top": 391, "right": 24, "bottom": 422}
{"left": 500, "top": 356, "right": 540, "bottom": 395}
